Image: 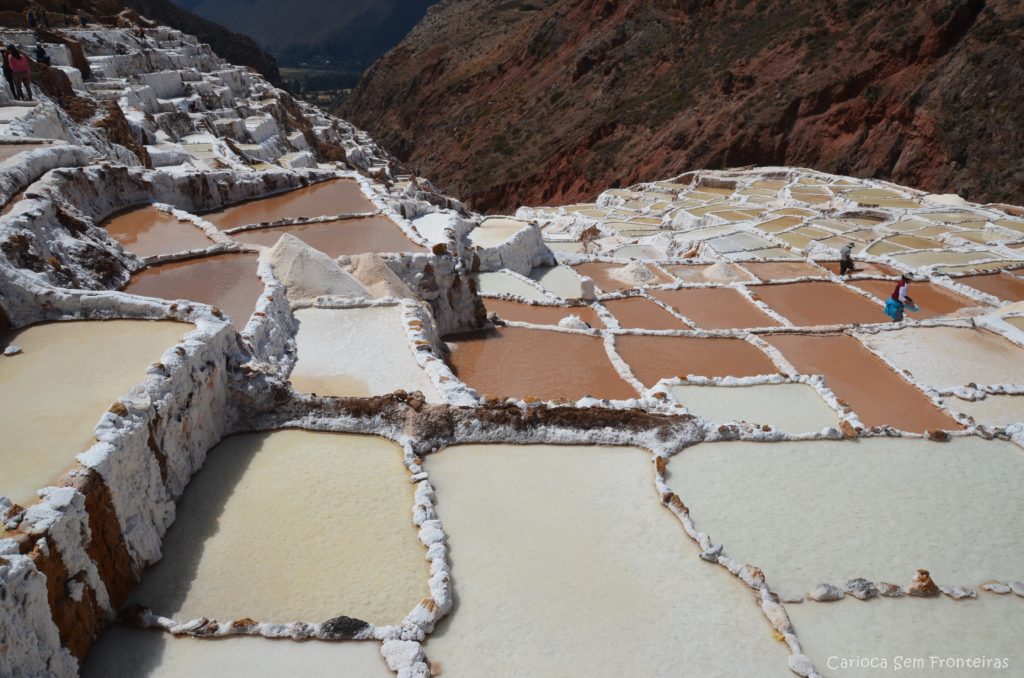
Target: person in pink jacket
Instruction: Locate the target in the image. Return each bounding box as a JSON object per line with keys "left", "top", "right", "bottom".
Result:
{"left": 6, "top": 44, "right": 32, "bottom": 101}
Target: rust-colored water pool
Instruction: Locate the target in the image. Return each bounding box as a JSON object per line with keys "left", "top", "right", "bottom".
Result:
{"left": 851, "top": 280, "right": 983, "bottom": 319}
{"left": 752, "top": 281, "right": 885, "bottom": 326}
{"left": 650, "top": 287, "right": 780, "bottom": 329}
{"left": 102, "top": 205, "right": 213, "bottom": 258}
{"left": 483, "top": 298, "right": 604, "bottom": 328}
{"left": 123, "top": 253, "right": 262, "bottom": 330}
{"left": 615, "top": 335, "right": 778, "bottom": 386}
{"left": 202, "top": 179, "right": 375, "bottom": 229}
{"left": 572, "top": 262, "right": 673, "bottom": 292}
{"left": 230, "top": 217, "right": 425, "bottom": 256}
{"left": 446, "top": 326, "right": 635, "bottom": 400}
{"left": 765, "top": 333, "right": 961, "bottom": 432}
{"left": 602, "top": 297, "right": 689, "bottom": 330}
{"left": 742, "top": 261, "right": 827, "bottom": 281}
{"left": 955, "top": 272, "right": 1024, "bottom": 302}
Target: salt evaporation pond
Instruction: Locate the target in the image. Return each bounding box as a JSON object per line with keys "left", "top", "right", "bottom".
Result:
{"left": 102, "top": 205, "right": 214, "bottom": 258}
{"left": 528, "top": 265, "right": 586, "bottom": 299}
{"left": 669, "top": 383, "right": 837, "bottom": 432}
{"left": 651, "top": 287, "right": 780, "bottom": 329}
{"left": 956, "top": 272, "right": 1024, "bottom": 301}
{"left": 424, "top": 444, "right": 791, "bottom": 677}
{"left": 446, "top": 326, "right": 635, "bottom": 400}
{"left": 766, "top": 334, "right": 960, "bottom": 432}
{"left": 945, "top": 395, "right": 1024, "bottom": 426}
{"left": 0, "top": 320, "right": 192, "bottom": 506}
{"left": 471, "top": 271, "right": 549, "bottom": 302}
{"left": 483, "top": 298, "right": 604, "bottom": 328}
{"left": 231, "top": 216, "right": 425, "bottom": 256}
{"left": 753, "top": 281, "right": 884, "bottom": 326}
{"left": 202, "top": 179, "right": 375, "bottom": 229}
{"left": 83, "top": 626, "right": 392, "bottom": 678}
{"left": 602, "top": 296, "right": 689, "bottom": 330}
{"left": 851, "top": 280, "right": 982, "bottom": 319}
{"left": 665, "top": 263, "right": 754, "bottom": 283}
{"left": 123, "top": 253, "right": 263, "bottom": 330}
{"left": 615, "top": 335, "right": 778, "bottom": 386}
{"left": 742, "top": 261, "right": 827, "bottom": 280}
{"left": 572, "top": 261, "right": 673, "bottom": 291}
{"left": 291, "top": 306, "right": 439, "bottom": 400}
{"left": 668, "top": 437, "right": 1024, "bottom": 595}
{"left": 127, "top": 431, "right": 427, "bottom": 623}
{"left": 789, "top": 596, "right": 1024, "bottom": 678}
{"left": 859, "top": 326, "right": 1024, "bottom": 388}
{"left": 467, "top": 217, "right": 530, "bottom": 247}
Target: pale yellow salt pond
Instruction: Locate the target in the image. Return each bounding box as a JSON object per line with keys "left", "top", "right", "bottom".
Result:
{"left": 424, "top": 444, "right": 791, "bottom": 677}
{"left": 944, "top": 395, "right": 1024, "bottom": 427}
{"left": 528, "top": 265, "right": 586, "bottom": 299}
{"left": 858, "top": 326, "right": 1024, "bottom": 388}
{"left": 667, "top": 437, "right": 1024, "bottom": 596}
{"left": 471, "top": 271, "right": 549, "bottom": 302}
{"left": 127, "top": 431, "right": 428, "bottom": 624}
{"left": 291, "top": 307, "right": 439, "bottom": 400}
{"left": 670, "top": 383, "right": 838, "bottom": 432}
{"left": 0, "top": 320, "right": 192, "bottom": 506}
{"left": 83, "top": 626, "right": 392, "bottom": 678}
{"left": 468, "top": 217, "right": 531, "bottom": 247}
{"left": 789, "top": 596, "right": 1024, "bottom": 678}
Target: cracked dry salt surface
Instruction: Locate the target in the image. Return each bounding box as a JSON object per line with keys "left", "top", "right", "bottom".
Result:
{"left": 82, "top": 626, "right": 393, "bottom": 677}
{"left": 123, "top": 252, "right": 263, "bottom": 331}
{"left": 125, "top": 431, "right": 428, "bottom": 625}
{"left": 231, "top": 216, "right": 426, "bottom": 257}
{"left": 789, "top": 596, "right": 1024, "bottom": 678}
{"left": 668, "top": 438, "right": 1024, "bottom": 598}
{"left": 201, "top": 179, "right": 376, "bottom": 229}
{"left": 291, "top": 306, "right": 440, "bottom": 400}
{"left": 858, "top": 326, "right": 1024, "bottom": 389}
{"left": 423, "top": 444, "right": 792, "bottom": 678}
{"left": 102, "top": 205, "right": 215, "bottom": 258}
{"left": 669, "top": 383, "right": 838, "bottom": 432}
{"left": 0, "top": 320, "right": 193, "bottom": 507}
{"left": 445, "top": 326, "right": 635, "bottom": 400}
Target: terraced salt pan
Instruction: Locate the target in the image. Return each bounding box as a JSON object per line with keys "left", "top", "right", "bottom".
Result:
{"left": 851, "top": 280, "right": 982, "bottom": 319}
{"left": 445, "top": 326, "right": 635, "bottom": 400}
{"left": 766, "top": 334, "right": 960, "bottom": 432}
{"left": 572, "top": 261, "right": 673, "bottom": 292}
{"left": 946, "top": 395, "right": 1024, "bottom": 426}
{"left": 742, "top": 261, "right": 827, "bottom": 280}
{"left": 102, "top": 205, "right": 214, "bottom": 258}
{"left": 472, "top": 271, "right": 549, "bottom": 302}
{"left": 468, "top": 217, "right": 530, "bottom": 247}
{"left": 859, "top": 326, "right": 1024, "bottom": 388}
{"left": 670, "top": 383, "right": 837, "bottom": 432}
{"left": 602, "top": 297, "right": 689, "bottom": 330}
{"left": 666, "top": 263, "right": 754, "bottom": 283}
{"left": 231, "top": 216, "right": 425, "bottom": 256}
{"left": 424, "top": 444, "right": 791, "bottom": 677}
{"left": 651, "top": 287, "right": 780, "bottom": 329}
{"left": 124, "top": 253, "right": 262, "bottom": 330}
{"left": 790, "top": 596, "right": 1024, "bottom": 678}
{"left": 615, "top": 335, "right": 779, "bottom": 387}
{"left": 956, "top": 272, "right": 1024, "bottom": 302}
{"left": 483, "top": 298, "right": 604, "bottom": 328}
{"left": 127, "top": 431, "right": 427, "bottom": 623}
{"left": 0, "top": 320, "right": 192, "bottom": 506}
{"left": 83, "top": 627, "right": 392, "bottom": 678}
{"left": 668, "top": 437, "right": 1024, "bottom": 595}
{"left": 821, "top": 260, "right": 899, "bottom": 277}
{"left": 202, "top": 179, "right": 374, "bottom": 229}
{"left": 890, "top": 249, "right": 997, "bottom": 268}
{"left": 752, "top": 281, "right": 885, "bottom": 326}
{"left": 291, "top": 307, "right": 439, "bottom": 400}
{"left": 528, "top": 265, "right": 586, "bottom": 299}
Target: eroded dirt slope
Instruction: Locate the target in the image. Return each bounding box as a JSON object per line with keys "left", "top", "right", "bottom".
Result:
{"left": 344, "top": 0, "right": 1024, "bottom": 212}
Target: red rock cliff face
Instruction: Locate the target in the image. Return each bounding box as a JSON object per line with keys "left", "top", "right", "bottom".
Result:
{"left": 343, "top": 0, "right": 1024, "bottom": 213}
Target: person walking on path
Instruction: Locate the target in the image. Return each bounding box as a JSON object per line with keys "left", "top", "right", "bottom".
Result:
{"left": 839, "top": 242, "right": 856, "bottom": 276}
{"left": 1, "top": 47, "right": 17, "bottom": 100}
{"left": 884, "top": 274, "right": 915, "bottom": 322}
{"left": 7, "top": 45, "right": 32, "bottom": 101}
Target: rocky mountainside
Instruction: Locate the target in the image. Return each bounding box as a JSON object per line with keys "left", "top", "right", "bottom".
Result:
{"left": 344, "top": 0, "right": 1024, "bottom": 213}
{"left": 124, "top": 0, "right": 282, "bottom": 85}
{"left": 172, "top": 0, "right": 437, "bottom": 67}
